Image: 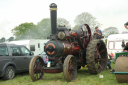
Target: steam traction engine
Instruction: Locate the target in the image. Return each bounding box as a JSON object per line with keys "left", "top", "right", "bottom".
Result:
{"left": 29, "top": 3, "right": 108, "bottom": 82}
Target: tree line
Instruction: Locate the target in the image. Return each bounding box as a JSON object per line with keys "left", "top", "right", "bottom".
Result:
{"left": 11, "top": 12, "right": 119, "bottom": 40}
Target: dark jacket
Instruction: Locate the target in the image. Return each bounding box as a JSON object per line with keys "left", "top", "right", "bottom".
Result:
{"left": 108, "top": 55, "right": 112, "bottom": 62}
{"left": 93, "top": 30, "right": 102, "bottom": 39}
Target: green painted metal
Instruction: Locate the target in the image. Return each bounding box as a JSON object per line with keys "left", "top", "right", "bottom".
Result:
{"left": 114, "top": 72, "right": 128, "bottom": 74}
{"left": 115, "top": 52, "right": 128, "bottom": 59}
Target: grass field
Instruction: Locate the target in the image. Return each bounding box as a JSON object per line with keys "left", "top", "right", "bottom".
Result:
{"left": 0, "top": 61, "right": 127, "bottom": 85}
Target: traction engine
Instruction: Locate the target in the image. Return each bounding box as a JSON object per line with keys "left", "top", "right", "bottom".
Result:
{"left": 29, "top": 3, "right": 108, "bottom": 82}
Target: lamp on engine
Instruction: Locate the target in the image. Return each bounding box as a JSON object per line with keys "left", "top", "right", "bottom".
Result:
{"left": 29, "top": 3, "right": 108, "bottom": 82}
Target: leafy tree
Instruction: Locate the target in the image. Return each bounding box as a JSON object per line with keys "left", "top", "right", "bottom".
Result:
{"left": 11, "top": 22, "right": 37, "bottom": 40}
{"left": 57, "top": 18, "right": 71, "bottom": 28}
{"left": 72, "top": 25, "right": 79, "bottom": 31}
{"left": 8, "top": 37, "right": 14, "bottom": 42}
{"left": 36, "top": 18, "right": 51, "bottom": 39}
{"left": 36, "top": 18, "right": 71, "bottom": 39}
{"left": 102, "top": 27, "right": 119, "bottom": 38}
{"left": 12, "top": 18, "right": 71, "bottom": 40}
{"left": 0, "top": 37, "right": 6, "bottom": 43}
{"left": 73, "top": 12, "right": 101, "bottom": 32}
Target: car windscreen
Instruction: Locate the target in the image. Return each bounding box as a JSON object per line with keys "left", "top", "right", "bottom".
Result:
{"left": 41, "top": 52, "right": 46, "bottom": 55}
{"left": 0, "top": 46, "right": 9, "bottom": 56}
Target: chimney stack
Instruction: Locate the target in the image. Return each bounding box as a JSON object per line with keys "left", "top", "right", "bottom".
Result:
{"left": 49, "top": 3, "right": 57, "bottom": 35}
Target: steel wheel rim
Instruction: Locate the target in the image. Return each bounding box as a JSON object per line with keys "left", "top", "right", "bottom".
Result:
{"left": 63, "top": 55, "right": 77, "bottom": 82}
{"left": 77, "top": 24, "right": 92, "bottom": 49}
{"left": 33, "top": 58, "right": 44, "bottom": 80}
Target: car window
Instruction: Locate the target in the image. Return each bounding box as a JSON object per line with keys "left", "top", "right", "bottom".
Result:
{"left": 20, "top": 46, "right": 30, "bottom": 56}
{"left": 0, "top": 46, "right": 9, "bottom": 56}
{"left": 115, "top": 42, "right": 122, "bottom": 50}
{"left": 41, "top": 51, "right": 46, "bottom": 55}
{"left": 11, "top": 47, "right": 21, "bottom": 56}
{"left": 30, "top": 45, "right": 35, "bottom": 51}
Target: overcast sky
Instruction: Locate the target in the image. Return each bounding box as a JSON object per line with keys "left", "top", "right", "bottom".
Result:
{"left": 0, "top": 0, "right": 128, "bottom": 39}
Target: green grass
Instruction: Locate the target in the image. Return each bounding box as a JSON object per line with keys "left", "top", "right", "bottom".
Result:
{"left": 0, "top": 62, "right": 127, "bottom": 85}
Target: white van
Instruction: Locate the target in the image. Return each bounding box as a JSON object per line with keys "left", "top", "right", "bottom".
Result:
{"left": 107, "top": 34, "right": 128, "bottom": 58}
{"left": 9, "top": 39, "right": 49, "bottom": 55}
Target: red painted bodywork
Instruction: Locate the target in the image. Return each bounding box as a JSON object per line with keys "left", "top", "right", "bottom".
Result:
{"left": 63, "top": 42, "right": 80, "bottom": 55}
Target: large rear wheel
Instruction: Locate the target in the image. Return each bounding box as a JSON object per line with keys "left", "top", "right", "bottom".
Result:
{"left": 63, "top": 55, "right": 77, "bottom": 82}
{"left": 115, "top": 56, "right": 128, "bottom": 83}
{"left": 29, "top": 56, "right": 44, "bottom": 82}
{"left": 86, "top": 39, "right": 107, "bottom": 74}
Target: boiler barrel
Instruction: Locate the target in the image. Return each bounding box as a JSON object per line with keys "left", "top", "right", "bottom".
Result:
{"left": 45, "top": 41, "right": 80, "bottom": 57}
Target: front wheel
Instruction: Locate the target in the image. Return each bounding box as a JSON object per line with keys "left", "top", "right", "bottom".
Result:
{"left": 63, "top": 55, "right": 77, "bottom": 82}
{"left": 3, "top": 66, "right": 15, "bottom": 80}
{"left": 29, "top": 56, "right": 44, "bottom": 82}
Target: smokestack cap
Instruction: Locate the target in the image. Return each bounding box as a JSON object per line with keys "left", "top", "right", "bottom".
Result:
{"left": 50, "top": 3, "right": 57, "bottom": 8}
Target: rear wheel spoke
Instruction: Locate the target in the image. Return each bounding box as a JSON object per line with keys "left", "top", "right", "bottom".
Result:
{"left": 100, "top": 59, "right": 105, "bottom": 61}
{"left": 99, "top": 64, "right": 103, "bottom": 69}
{"left": 99, "top": 50, "right": 105, "bottom": 54}
{"left": 81, "top": 28, "right": 84, "bottom": 35}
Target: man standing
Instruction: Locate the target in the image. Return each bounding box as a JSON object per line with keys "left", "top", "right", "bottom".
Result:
{"left": 93, "top": 26, "right": 102, "bottom": 39}
{"left": 107, "top": 55, "right": 112, "bottom": 70}
{"left": 124, "top": 22, "right": 128, "bottom": 29}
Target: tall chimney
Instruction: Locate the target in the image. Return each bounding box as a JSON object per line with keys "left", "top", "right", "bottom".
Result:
{"left": 49, "top": 3, "right": 57, "bottom": 35}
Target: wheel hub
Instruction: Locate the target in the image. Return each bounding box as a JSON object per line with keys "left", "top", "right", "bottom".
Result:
{"left": 8, "top": 69, "right": 14, "bottom": 79}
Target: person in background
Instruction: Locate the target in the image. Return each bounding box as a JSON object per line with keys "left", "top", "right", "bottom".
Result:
{"left": 123, "top": 42, "right": 128, "bottom": 52}
{"left": 108, "top": 54, "right": 116, "bottom": 74}
{"left": 124, "top": 22, "right": 128, "bottom": 29}
{"left": 93, "top": 26, "right": 102, "bottom": 39}
{"left": 107, "top": 55, "right": 112, "bottom": 70}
